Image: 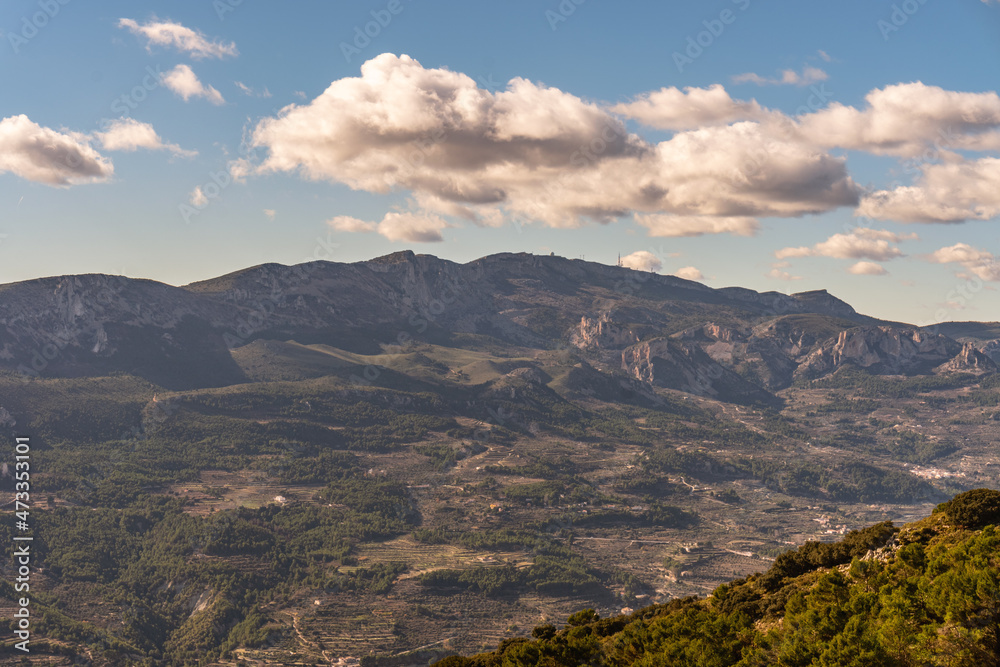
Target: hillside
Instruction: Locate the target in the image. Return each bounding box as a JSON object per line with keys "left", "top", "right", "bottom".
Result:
{"left": 0, "top": 253, "right": 997, "bottom": 664}
{"left": 437, "top": 489, "right": 1000, "bottom": 667}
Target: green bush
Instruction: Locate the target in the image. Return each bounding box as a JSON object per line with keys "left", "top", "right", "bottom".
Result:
{"left": 937, "top": 488, "right": 1000, "bottom": 528}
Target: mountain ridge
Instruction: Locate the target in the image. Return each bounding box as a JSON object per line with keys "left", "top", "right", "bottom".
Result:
{"left": 0, "top": 252, "right": 994, "bottom": 394}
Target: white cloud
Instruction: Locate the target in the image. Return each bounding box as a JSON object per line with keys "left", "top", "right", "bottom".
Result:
{"left": 327, "top": 211, "right": 450, "bottom": 242}
{"left": 674, "top": 266, "right": 704, "bottom": 281}
{"left": 927, "top": 242, "right": 1000, "bottom": 281}
{"left": 118, "top": 18, "right": 237, "bottom": 59}
{"left": 377, "top": 212, "right": 450, "bottom": 242}
{"left": 817, "top": 50, "right": 832, "bottom": 62}
{"left": 327, "top": 215, "right": 376, "bottom": 233}
{"left": 620, "top": 80, "right": 1000, "bottom": 163}
{"left": 797, "top": 82, "right": 1000, "bottom": 157}
{"left": 163, "top": 65, "right": 225, "bottom": 105}
{"left": 620, "top": 251, "right": 662, "bottom": 272}
{"left": 732, "top": 66, "right": 828, "bottom": 87}
{"left": 263, "top": 209, "right": 276, "bottom": 220}
{"left": 775, "top": 227, "right": 917, "bottom": 261}
{"left": 635, "top": 214, "right": 760, "bottom": 238}
{"left": 0, "top": 115, "right": 113, "bottom": 186}
{"left": 858, "top": 157, "right": 1000, "bottom": 223}
{"left": 848, "top": 261, "right": 888, "bottom": 276}
{"left": 235, "top": 81, "right": 272, "bottom": 98}
{"left": 249, "top": 58, "right": 1000, "bottom": 235}
{"left": 189, "top": 186, "right": 208, "bottom": 207}
{"left": 96, "top": 118, "right": 196, "bottom": 157}
{"left": 611, "top": 84, "right": 769, "bottom": 131}
{"left": 250, "top": 55, "right": 859, "bottom": 235}
{"left": 228, "top": 158, "right": 252, "bottom": 184}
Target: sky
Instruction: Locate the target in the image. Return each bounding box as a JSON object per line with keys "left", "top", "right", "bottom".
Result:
{"left": 1, "top": 0, "right": 999, "bottom": 326}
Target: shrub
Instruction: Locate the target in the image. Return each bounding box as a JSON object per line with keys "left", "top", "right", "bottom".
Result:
{"left": 937, "top": 488, "right": 1000, "bottom": 529}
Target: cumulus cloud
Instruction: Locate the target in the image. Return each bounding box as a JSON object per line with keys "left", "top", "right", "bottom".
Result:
{"left": 327, "top": 215, "right": 377, "bottom": 233}
{"left": 0, "top": 115, "right": 113, "bottom": 186}
{"left": 797, "top": 82, "right": 1000, "bottom": 157}
{"left": 635, "top": 214, "right": 760, "bottom": 237}
{"left": 621, "top": 80, "right": 1000, "bottom": 162}
{"left": 927, "top": 243, "right": 1000, "bottom": 281}
{"left": 775, "top": 227, "right": 917, "bottom": 261}
{"left": 848, "top": 261, "right": 888, "bottom": 275}
{"left": 377, "top": 212, "right": 449, "bottom": 242}
{"left": 163, "top": 65, "right": 225, "bottom": 105}
{"left": 620, "top": 251, "right": 662, "bottom": 272}
{"left": 96, "top": 118, "right": 196, "bottom": 156}
{"left": 250, "top": 54, "right": 859, "bottom": 235}
{"left": 327, "top": 211, "right": 449, "bottom": 242}
{"left": 858, "top": 157, "right": 1000, "bottom": 223}
{"left": 674, "top": 266, "right": 704, "bottom": 281}
{"left": 118, "top": 18, "right": 237, "bottom": 59}
{"left": 732, "top": 66, "right": 828, "bottom": 87}
{"left": 611, "top": 84, "right": 769, "bottom": 131}
{"left": 250, "top": 57, "right": 1000, "bottom": 234}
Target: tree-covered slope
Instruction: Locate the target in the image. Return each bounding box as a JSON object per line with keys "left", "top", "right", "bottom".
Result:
{"left": 438, "top": 489, "right": 1000, "bottom": 667}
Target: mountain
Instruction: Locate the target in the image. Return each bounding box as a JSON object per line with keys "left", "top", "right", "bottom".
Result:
{"left": 2, "top": 253, "right": 999, "bottom": 664}
{"left": 0, "top": 252, "right": 992, "bottom": 394}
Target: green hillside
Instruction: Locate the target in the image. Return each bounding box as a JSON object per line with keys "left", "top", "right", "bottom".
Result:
{"left": 438, "top": 489, "right": 1000, "bottom": 667}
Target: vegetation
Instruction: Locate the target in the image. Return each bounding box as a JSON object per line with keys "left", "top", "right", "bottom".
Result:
{"left": 437, "top": 499, "right": 1000, "bottom": 666}
{"left": 0, "top": 326, "right": 995, "bottom": 664}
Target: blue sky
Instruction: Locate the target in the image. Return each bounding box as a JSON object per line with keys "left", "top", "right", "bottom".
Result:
{"left": 2, "top": 0, "right": 999, "bottom": 325}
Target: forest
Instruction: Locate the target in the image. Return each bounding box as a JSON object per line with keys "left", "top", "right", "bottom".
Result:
{"left": 436, "top": 489, "right": 1000, "bottom": 667}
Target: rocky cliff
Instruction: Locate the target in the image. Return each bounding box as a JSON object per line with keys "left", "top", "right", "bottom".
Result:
{"left": 796, "top": 326, "right": 962, "bottom": 379}
{"left": 621, "top": 337, "right": 776, "bottom": 406}
{"left": 935, "top": 342, "right": 999, "bottom": 374}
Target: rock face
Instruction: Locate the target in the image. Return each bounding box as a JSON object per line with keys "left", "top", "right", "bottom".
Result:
{"left": 571, "top": 313, "right": 641, "bottom": 350}
{"left": 0, "top": 275, "right": 247, "bottom": 389}
{"left": 621, "top": 338, "right": 776, "bottom": 406}
{"left": 796, "top": 327, "right": 961, "bottom": 378}
{"left": 980, "top": 339, "right": 1000, "bottom": 365}
{"left": 935, "top": 342, "right": 999, "bottom": 374}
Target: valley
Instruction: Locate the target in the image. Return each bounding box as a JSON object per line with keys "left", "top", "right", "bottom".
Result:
{"left": 0, "top": 252, "right": 997, "bottom": 664}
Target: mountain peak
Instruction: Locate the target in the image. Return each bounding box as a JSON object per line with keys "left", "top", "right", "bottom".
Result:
{"left": 790, "top": 289, "right": 858, "bottom": 318}
{"left": 366, "top": 250, "right": 417, "bottom": 265}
